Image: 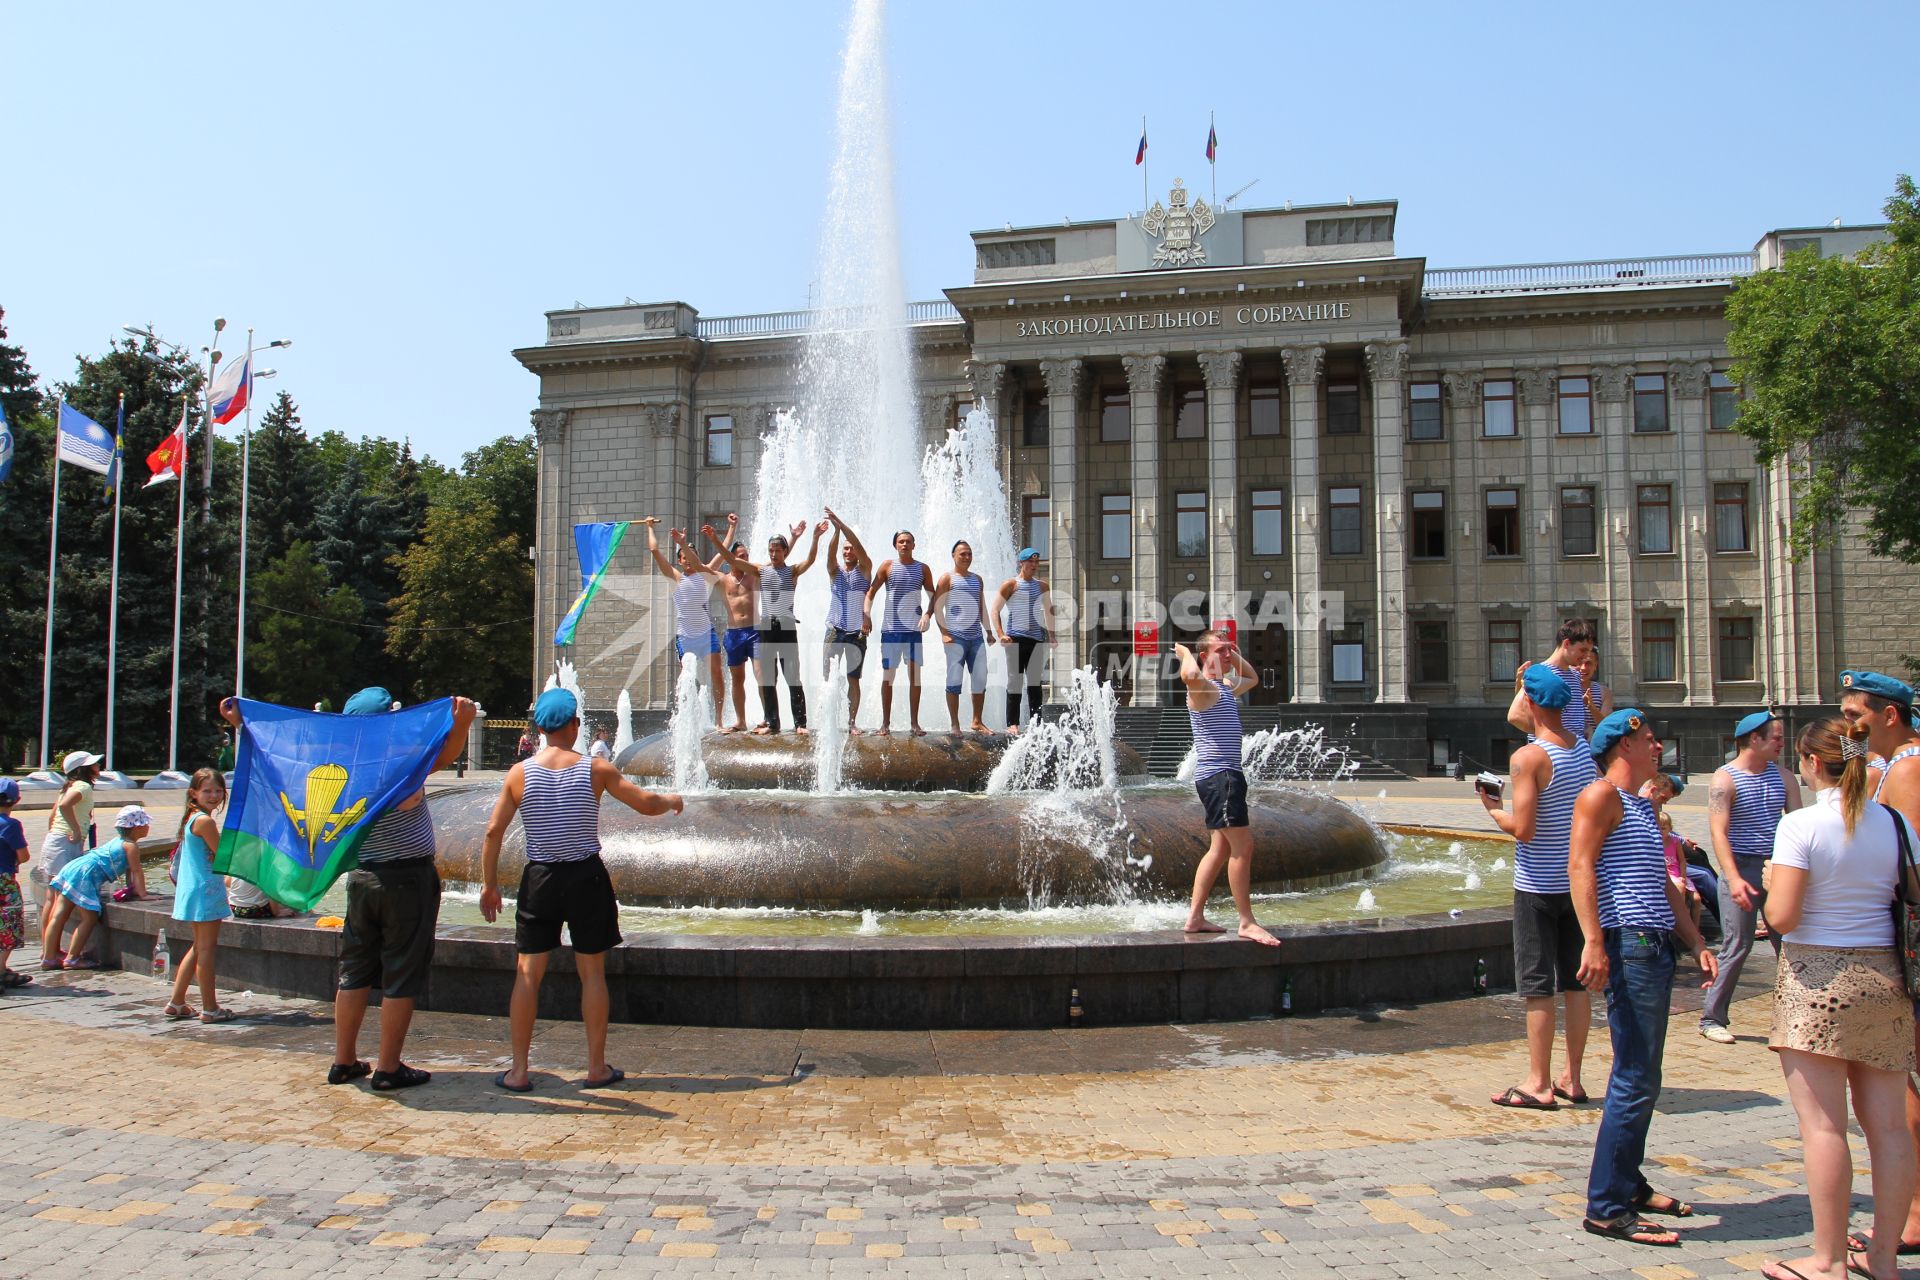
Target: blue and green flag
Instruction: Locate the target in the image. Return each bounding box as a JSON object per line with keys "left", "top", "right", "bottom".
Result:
{"left": 553, "top": 520, "right": 631, "bottom": 646}
{"left": 214, "top": 697, "right": 455, "bottom": 910}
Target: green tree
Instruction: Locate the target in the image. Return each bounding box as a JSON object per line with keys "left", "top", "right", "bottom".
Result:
{"left": 248, "top": 540, "right": 366, "bottom": 708}
{"left": 1726, "top": 174, "right": 1920, "bottom": 559}
{"left": 385, "top": 497, "right": 533, "bottom": 712}
{"left": 248, "top": 390, "right": 323, "bottom": 567}
{"left": 454, "top": 433, "right": 537, "bottom": 549}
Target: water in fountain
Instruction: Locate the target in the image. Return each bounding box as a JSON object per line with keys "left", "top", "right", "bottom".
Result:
{"left": 613, "top": 689, "right": 635, "bottom": 759}
{"left": 540, "top": 659, "right": 587, "bottom": 750}
{"left": 1173, "top": 723, "right": 1359, "bottom": 785}
{"left": 668, "top": 655, "right": 711, "bottom": 793}
{"left": 811, "top": 654, "right": 851, "bottom": 791}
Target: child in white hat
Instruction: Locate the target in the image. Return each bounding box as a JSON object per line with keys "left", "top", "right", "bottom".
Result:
{"left": 43, "top": 805, "right": 152, "bottom": 969}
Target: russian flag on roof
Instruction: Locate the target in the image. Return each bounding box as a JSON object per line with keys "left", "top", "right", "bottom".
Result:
{"left": 209, "top": 353, "right": 251, "bottom": 425}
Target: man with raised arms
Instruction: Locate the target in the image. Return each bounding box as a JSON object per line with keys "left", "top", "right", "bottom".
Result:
{"left": 1174, "top": 629, "right": 1279, "bottom": 947}
{"left": 861, "top": 529, "right": 935, "bottom": 737}
{"left": 709, "top": 514, "right": 824, "bottom": 736}
{"left": 822, "top": 507, "right": 873, "bottom": 731}
{"left": 990, "top": 548, "right": 1053, "bottom": 736}
{"left": 640, "top": 518, "right": 724, "bottom": 727}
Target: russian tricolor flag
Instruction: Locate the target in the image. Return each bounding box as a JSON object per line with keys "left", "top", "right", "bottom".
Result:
{"left": 209, "top": 353, "right": 251, "bottom": 426}
{"left": 1134, "top": 130, "right": 1147, "bottom": 166}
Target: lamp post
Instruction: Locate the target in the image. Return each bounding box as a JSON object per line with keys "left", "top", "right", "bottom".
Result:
{"left": 234, "top": 332, "right": 291, "bottom": 696}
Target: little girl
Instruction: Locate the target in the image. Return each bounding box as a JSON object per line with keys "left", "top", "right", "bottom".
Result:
{"left": 165, "top": 769, "right": 234, "bottom": 1023}
{"left": 0, "top": 778, "right": 29, "bottom": 991}
{"left": 44, "top": 805, "right": 152, "bottom": 968}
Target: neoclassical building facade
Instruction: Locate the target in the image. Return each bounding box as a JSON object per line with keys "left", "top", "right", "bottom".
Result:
{"left": 515, "top": 195, "right": 1904, "bottom": 772}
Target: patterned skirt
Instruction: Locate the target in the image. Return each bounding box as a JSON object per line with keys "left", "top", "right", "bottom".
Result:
{"left": 0, "top": 874, "right": 22, "bottom": 952}
{"left": 1770, "top": 941, "right": 1915, "bottom": 1074}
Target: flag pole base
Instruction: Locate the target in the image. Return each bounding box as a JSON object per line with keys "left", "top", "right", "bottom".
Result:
{"left": 144, "top": 770, "right": 193, "bottom": 790}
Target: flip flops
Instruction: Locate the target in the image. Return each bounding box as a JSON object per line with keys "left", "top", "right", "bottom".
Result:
{"left": 1582, "top": 1214, "right": 1679, "bottom": 1246}
{"left": 1631, "top": 1189, "right": 1693, "bottom": 1218}
{"left": 582, "top": 1067, "right": 625, "bottom": 1089}
{"left": 1553, "top": 1085, "right": 1591, "bottom": 1104}
{"left": 1491, "top": 1086, "right": 1558, "bottom": 1110}
{"left": 494, "top": 1072, "right": 535, "bottom": 1094}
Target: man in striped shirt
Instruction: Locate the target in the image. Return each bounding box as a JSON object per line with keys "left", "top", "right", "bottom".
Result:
{"left": 822, "top": 508, "right": 873, "bottom": 729}
{"left": 1506, "top": 618, "right": 1597, "bottom": 742}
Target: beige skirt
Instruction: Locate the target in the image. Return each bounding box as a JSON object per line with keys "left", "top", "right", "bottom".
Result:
{"left": 1770, "top": 941, "right": 1915, "bottom": 1074}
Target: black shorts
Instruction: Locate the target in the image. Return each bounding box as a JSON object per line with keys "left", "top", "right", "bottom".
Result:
{"left": 515, "top": 858, "right": 622, "bottom": 956}
{"left": 1512, "top": 889, "right": 1584, "bottom": 998}
{"left": 338, "top": 859, "right": 441, "bottom": 1000}
{"left": 1195, "top": 769, "right": 1250, "bottom": 830}
{"left": 825, "top": 627, "right": 867, "bottom": 681}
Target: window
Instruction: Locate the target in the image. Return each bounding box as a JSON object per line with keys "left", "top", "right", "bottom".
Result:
{"left": 1331, "top": 626, "right": 1366, "bottom": 684}
{"left": 1099, "top": 387, "right": 1130, "bottom": 443}
{"left": 1174, "top": 491, "right": 1206, "bottom": 558}
{"left": 1100, "top": 493, "right": 1130, "bottom": 559}
{"left": 1709, "top": 372, "right": 1739, "bottom": 430}
{"left": 1482, "top": 379, "right": 1517, "bottom": 437}
{"left": 704, "top": 414, "right": 734, "bottom": 467}
{"left": 1251, "top": 489, "right": 1285, "bottom": 556}
{"left": 1489, "top": 738, "right": 1516, "bottom": 770}
{"left": 1328, "top": 486, "right": 1363, "bottom": 556}
{"left": 1409, "top": 381, "right": 1442, "bottom": 441}
{"left": 1021, "top": 390, "right": 1049, "bottom": 447}
{"left": 1306, "top": 215, "right": 1392, "bottom": 245}
{"left": 1326, "top": 382, "right": 1361, "bottom": 435}
{"left": 1714, "top": 482, "right": 1750, "bottom": 551}
{"left": 1641, "top": 617, "right": 1677, "bottom": 682}
{"left": 1560, "top": 485, "right": 1597, "bottom": 557}
{"left": 1633, "top": 373, "right": 1669, "bottom": 433}
{"left": 1173, "top": 384, "right": 1205, "bottom": 440}
{"left": 976, "top": 237, "right": 1057, "bottom": 270}
{"left": 1488, "top": 620, "right": 1522, "bottom": 683}
{"left": 1557, "top": 376, "right": 1592, "bottom": 435}
{"left": 1410, "top": 489, "right": 1446, "bottom": 559}
{"left": 1718, "top": 616, "right": 1755, "bottom": 681}
{"left": 1414, "top": 621, "right": 1449, "bottom": 684}
{"left": 1484, "top": 488, "right": 1520, "bottom": 558}
{"left": 1249, "top": 381, "right": 1282, "bottom": 437}
{"left": 1637, "top": 484, "right": 1673, "bottom": 554}
{"left": 1023, "top": 495, "right": 1050, "bottom": 560}
{"left": 952, "top": 399, "right": 974, "bottom": 430}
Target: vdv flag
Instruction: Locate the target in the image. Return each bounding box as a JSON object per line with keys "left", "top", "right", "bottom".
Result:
{"left": 554, "top": 520, "right": 631, "bottom": 646}
{"left": 208, "top": 353, "right": 251, "bottom": 425}
{"left": 102, "top": 400, "right": 125, "bottom": 503}
{"left": 56, "top": 402, "right": 115, "bottom": 475}
{"left": 214, "top": 697, "right": 455, "bottom": 910}
{"left": 0, "top": 399, "right": 12, "bottom": 483}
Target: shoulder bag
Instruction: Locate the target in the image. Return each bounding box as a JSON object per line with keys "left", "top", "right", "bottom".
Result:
{"left": 1887, "top": 803, "right": 1920, "bottom": 1000}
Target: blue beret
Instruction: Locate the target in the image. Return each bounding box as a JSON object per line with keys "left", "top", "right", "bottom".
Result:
{"left": 1664, "top": 772, "right": 1687, "bottom": 796}
{"left": 1522, "top": 663, "right": 1572, "bottom": 710}
{"left": 1734, "top": 710, "right": 1775, "bottom": 738}
{"left": 1590, "top": 708, "right": 1649, "bottom": 760}
{"left": 532, "top": 688, "right": 579, "bottom": 731}
{"left": 1842, "top": 669, "right": 1917, "bottom": 708}
{"left": 342, "top": 686, "right": 394, "bottom": 716}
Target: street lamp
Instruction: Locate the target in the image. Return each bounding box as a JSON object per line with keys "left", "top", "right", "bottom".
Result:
{"left": 234, "top": 333, "right": 292, "bottom": 698}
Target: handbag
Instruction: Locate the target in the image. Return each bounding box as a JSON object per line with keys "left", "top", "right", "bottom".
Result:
{"left": 1888, "top": 803, "right": 1920, "bottom": 1000}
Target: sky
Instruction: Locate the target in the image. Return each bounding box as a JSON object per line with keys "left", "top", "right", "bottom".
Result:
{"left": 6, "top": 0, "right": 1915, "bottom": 469}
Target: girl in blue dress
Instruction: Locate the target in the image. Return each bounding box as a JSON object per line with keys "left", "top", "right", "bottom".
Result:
{"left": 45, "top": 805, "right": 153, "bottom": 968}
{"left": 165, "top": 769, "right": 234, "bottom": 1023}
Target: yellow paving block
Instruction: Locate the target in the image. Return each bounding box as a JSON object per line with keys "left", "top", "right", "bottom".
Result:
{"left": 209, "top": 1195, "right": 264, "bottom": 1211}
{"left": 86, "top": 1173, "right": 127, "bottom": 1185}
{"left": 1632, "top": 1266, "right": 1695, "bottom": 1280}
{"left": 1033, "top": 1238, "right": 1070, "bottom": 1253}
{"left": 203, "top": 1221, "right": 263, "bottom": 1237}
{"left": 1481, "top": 1188, "right": 1518, "bottom": 1201}
{"left": 1149, "top": 1198, "right": 1187, "bottom": 1211}
{"left": 1016, "top": 1202, "right": 1050, "bottom": 1216}
{"left": 826, "top": 1205, "right": 862, "bottom": 1221}
{"left": 1276, "top": 1194, "right": 1314, "bottom": 1208}
{"left": 371, "top": 1232, "right": 429, "bottom": 1248}
{"left": 1447, "top": 1205, "right": 1473, "bottom": 1218}
{"left": 1365, "top": 1199, "right": 1415, "bottom": 1223}
{"left": 1386, "top": 1184, "right": 1436, "bottom": 1197}
{"left": 1768, "top": 1137, "right": 1804, "bottom": 1150}
{"left": 1549, "top": 1193, "right": 1586, "bottom": 1206}
{"left": 1261, "top": 1230, "right": 1288, "bottom": 1244}
{"left": 943, "top": 1216, "right": 978, "bottom": 1231}
{"left": 1690, "top": 1183, "right": 1750, "bottom": 1199}
{"left": 1513, "top": 1171, "right": 1562, "bottom": 1185}
{"left": 630, "top": 1228, "right": 654, "bottom": 1243}
{"left": 35, "top": 1203, "right": 170, "bottom": 1227}
{"left": 1014, "top": 1227, "right": 1053, "bottom": 1242}
{"left": 661, "top": 1242, "right": 717, "bottom": 1258}
{"left": 653, "top": 1204, "right": 707, "bottom": 1219}
{"left": 1726, "top": 1255, "right": 1776, "bottom": 1270}
{"left": 477, "top": 1236, "right": 589, "bottom": 1255}
{"left": 1155, "top": 1220, "right": 1211, "bottom": 1236}
{"left": 1409, "top": 1217, "right": 1451, "bottom": 1234}
{"left": 1219, "top": 1207, "right": 1257, "bottom": 1221}
{"left": 1173, "top": 1234, "right": 1199, "bottom": 1248}
{"left": 815, "top": 1230, "right": 854, "bottom": 1246}
{"left": 481, "top": 1200, "right": 522, "bottom": 1213}
{"left": 676, "top": 1216, "right": 714, "bottom": 1232}
{"left": 564, "top": 1203, "right": 604, "bottom": 1218}
{"left": 339, "top": 1192, "right": 391, "bottom": 1207}
{"left": 317, "top": 1215, "right": 360, "bottom": 1230}
{"left": 187, "top": 1183, "right": 237, "bottom": 1196}
{"left": 866, "top": 1244, "right": 904, "bottom": 1258}
{"left": 757, "top": 1206, "right": 778, "bottom": 1220}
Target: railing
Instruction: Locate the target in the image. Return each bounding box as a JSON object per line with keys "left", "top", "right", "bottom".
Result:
{"left": 696, "top": 299, "right": 960, "bottom": 339}
{"left": 1424, "top": 253, "right": 1755, "bottom": 297}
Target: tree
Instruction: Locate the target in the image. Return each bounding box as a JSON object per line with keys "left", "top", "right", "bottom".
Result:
{"left": 248, "top": 390, "right": 323, "bottom": 567}
{"left": 1726, "top": 174, "right": 1920, "bottom": 559}
{"left": 385, "top": 497, "right": 534, "bottom": 713}
{"left": 248, "top": 541, "right": 366, "bottom": 708}
{"left": 454, "top": 433, "right": 537, "bottom": 550}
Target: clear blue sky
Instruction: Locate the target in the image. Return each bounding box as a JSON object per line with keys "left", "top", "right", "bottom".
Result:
{"left": 7, "top": 0, "right": 1914, "bottom": 469}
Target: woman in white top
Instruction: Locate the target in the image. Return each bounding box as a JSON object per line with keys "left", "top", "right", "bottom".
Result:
{"left": 1763, "top": 717, "right": 1920, "bottom": 1280}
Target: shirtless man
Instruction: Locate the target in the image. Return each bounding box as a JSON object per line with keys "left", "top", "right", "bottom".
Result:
{"left": 640, "top": 518, "right": 724, "bottom": 726}
{"left": 861, "top": 530, "right": 935, "bottom": 737}
{"left": 933, "top": 540, "right": 999, "bottom": 734}
{"left": 709, "top": 515, "right": 824, "bottom": 735}
{"left": 1175, "top": 631, "right": 1280, "bottom": 947}
{"left": 700, "top": 515, "right": 770, "bottom": 733}
{"left": 823, "top": 508, "right": 873, "bottom": 731}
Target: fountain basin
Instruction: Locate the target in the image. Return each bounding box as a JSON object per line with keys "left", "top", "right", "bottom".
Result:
{"left": 618, "top": 730, "right": 1147, "bottom": 793}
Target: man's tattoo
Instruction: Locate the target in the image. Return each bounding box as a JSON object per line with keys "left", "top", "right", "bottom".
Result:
{"left": 1708, "top": 785, "right": 1731, "bottom": 816}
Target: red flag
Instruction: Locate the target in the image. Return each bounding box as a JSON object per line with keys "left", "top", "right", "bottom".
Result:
{"left": 145, "top": 404, "right": 188, "bottom": 487}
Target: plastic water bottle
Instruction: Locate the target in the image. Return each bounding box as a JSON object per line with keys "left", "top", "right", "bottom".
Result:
{"left": 150, "top": 933, "right": 169, "bottom": 980}
{"left": 1279, "top": 977, "right": 1294, "bottom": 1017}
{"left": 1067, "top": 986, "right": 1084, "bottom": 1027}
{"left": 1473, "top": 958, "right": 1488, "bottom": 995}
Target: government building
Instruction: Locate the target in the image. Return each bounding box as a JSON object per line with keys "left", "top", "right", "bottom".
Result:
{"left": 514, "top": 190, "right": 1903, "bottom": 775}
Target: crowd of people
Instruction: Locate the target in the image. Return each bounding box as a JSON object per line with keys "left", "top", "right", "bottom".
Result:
{"left": 1479, "top": 616, "right": 1920, "bottom": 1280}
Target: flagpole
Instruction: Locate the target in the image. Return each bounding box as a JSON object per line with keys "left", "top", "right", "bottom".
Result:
{"left": 235, "top": 329, "right": 254, "bottom": 697}
{"left": 39, "top": 402, "right": 65, "bottom": 772}
{"left": 106, "top": 395, "right": 125, "bottom": 773}
{"left": 1210, "top": 110, "right": 1217, "bottom": 206}
{"left": 165, "top": 399, "right": 188, "bottom": 775}
{"left": 1141, "top": 115, "right": 1148, "bottom": 214}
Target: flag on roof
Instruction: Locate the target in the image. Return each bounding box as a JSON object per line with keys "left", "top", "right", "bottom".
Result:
{"left": 1206, "top": 123, "right": 1217, "bottom": 163}
{"left": 56, "top": 402, "right": 115, "bottom": 475}
{"left": 208, "top": 353, "right": 251, "bottom": 425}
{"left": 1134, "top": 128, "right": 1147, "bottom": 165}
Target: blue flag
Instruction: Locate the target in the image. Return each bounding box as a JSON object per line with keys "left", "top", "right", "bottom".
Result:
{"left": 213, "top": 697, "right": 455, "bottom": 910}
{"left": 56, "top": 402, "right": 114, "bottom": 475}
{"left": 0, "top": 400, "right": 12, "bottom": 483}
{"left": 553, "top": 520, "right": 631, "bottom": 646}
{"left": 102, "top": 400, "right": 124, "bottom": 504}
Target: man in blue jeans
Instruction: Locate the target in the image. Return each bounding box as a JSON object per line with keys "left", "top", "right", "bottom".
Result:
{"left": 1569, "top": 709, "right": 1718, "bottom": 1248}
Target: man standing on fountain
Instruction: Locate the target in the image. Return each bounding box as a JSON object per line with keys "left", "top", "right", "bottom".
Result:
{"left": 707, "top": 515, "right": 824, "bottom": 735}
{"left": 933, "top": 540, "right": 998, "bottom": 735}
{"left": 641, "top": 519, "right": 724, "bottom": 728}
{"left": 862, "top": 530, "right": 935, "bottom": 737}
{"left": 991, "top": 548, "right": 1053, "bottom": 736}
{"left": 1174, "top": 631, "right": 1280, "bottom": 946}
{"left": 480, "top": 687, "right": 683, "bottom": 1093}
{"left": 823, "top": 508, "right": 873, "bottom": 732}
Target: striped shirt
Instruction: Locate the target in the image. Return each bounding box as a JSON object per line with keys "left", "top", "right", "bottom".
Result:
{"left": 1513, "top": 739, "right": 1597, "bottom": 895}
{"left": 358, "top": 797, "right": 437, "bottom": 865}
{"left": 673, "top": 573, "right": 715, "bottom": 646}
{"left": 1552, "top": 664, "right": 1589, "bottom": 741}
{"left": 520, "top": 759, "right": 602, "bottom": 863}
{"left": 1874, "top": 744, "right": 1920, "bottom": 801}
{"left": 828, "top": 567, "right": 869, "bottom": 631}
{"left": 1596, "top": 786, "right": 1675, "bottom": 930}
{"left": 1723, "top": 762, "right": 1787, "bottom": 859}
{"left": 1005, "top": 579, "right": 1045, "bottom": 640}
{"left": 1189, "top": 677, "right": 1245, "bottom": 782}
{"left": 882, "top": 561, "right": 926, "bottom": 634}
{"left": 761, "top": 563, "right": 797, "bottom": 626}
{"left": 943, "top": 572, "right": 985, "bottom": 640}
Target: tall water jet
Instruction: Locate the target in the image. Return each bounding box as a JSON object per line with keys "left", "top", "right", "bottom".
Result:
{"left": 669, "top": 655, "right": 711, "bottom": 793}
{"left": 811, "top": 655, "right": 852, "bottom": 791}
{"left": 541, "top": 659, "right": 586, "bottom": 749}
{"left": 613, "top": 689, "right": 635, "bottom": 759}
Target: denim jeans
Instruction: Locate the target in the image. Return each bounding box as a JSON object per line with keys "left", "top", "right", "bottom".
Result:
{"left": 1701, "top": 853, "right": 1778, "bottom": 1028}
{"left": 1586, "top": 926, "right": 1677, "bottom": 1220}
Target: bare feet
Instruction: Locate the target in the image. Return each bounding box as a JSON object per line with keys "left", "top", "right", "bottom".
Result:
{"left": 796, "top": 727, "right": 810, "bottom": 737}
{"left": 1006, "top": 725, "right": 1021, "bottom": 737}
{"left": 874, "top": 727, "right": 892, "bottom": 737}
{"left": 1183, "top": 917, "right": 1227, "bottom": 935}
{"left": 719, "top": 724, "right": 739, "bottom": 735}
{"left": 911, "top": 725, "right": 927, "bottom": 737}
{"left": 849, "top": 726, "right": 865, "bottom": 736}
{"left": 968, "top": 720, "right": 990, "bottom": 734}
{"left": 1237, "top": 921, "right": 1282, "bottom": 947}
{"left": 751, "top": 723, "right": 773, "bottom": 737}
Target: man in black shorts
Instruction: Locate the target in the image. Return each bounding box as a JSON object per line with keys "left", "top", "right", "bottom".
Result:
{"left": 480, "top": 687, "right": 683, "bottom": 1091}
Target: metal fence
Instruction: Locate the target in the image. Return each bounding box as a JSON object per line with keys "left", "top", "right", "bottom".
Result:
{"left": 696, "top": 300, "right": 960, "bottom": 340}
{"left": 1425, "top": 253, "right": 1755, "bottom": 296}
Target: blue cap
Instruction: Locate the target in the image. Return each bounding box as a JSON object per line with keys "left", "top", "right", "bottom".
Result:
{"left": 1734, "top": 710, "right": 1775, "bottom": 739}
{"left": 1664, "top": 772, "right": 1687, "bottom": 796}
{"left": 1017, "top": 547, "right": 1040, "bottom": 562}
{"left": 1522, "top": 663, "right": 1572, "bottom": 710}
{"left": 1590, "top": 708, "right": 1649, "bottom": 760}
{"left": 532, "top": 688, "right": 579, "bottom": 731}
{"left": 1841, "top": 669, "right": 1919, "bottom": 719}
{"left": 0, "top": 778, "right": 17, "bottom": 802}
{"left": 343, "top": 687, "right": 394, "bottom": 716}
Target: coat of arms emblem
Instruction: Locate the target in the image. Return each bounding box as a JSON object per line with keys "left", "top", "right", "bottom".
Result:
{"left": 1142, "top": 180, "right": 1216, "bottom": 267}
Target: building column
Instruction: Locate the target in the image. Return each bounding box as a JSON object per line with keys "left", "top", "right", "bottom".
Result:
{"left": 968, "top": 360, "right": 1010, "bottom": 509}
{"left": 1281, "top": 344, "right": 1326, "bottom": 702}
{"left": 1669, "top": 360, "right": 1713, "bottom": 705}
{"left": 1515, "top": 368, "right": 1560, "bottom": 661}
{"left": 1040, "top": 358, "right": 1086, "bottom": 699}
{"left": 1196, "top": 350, "right": 1243, "bottom": 634}
{"left": 1123, "top": 353, "right": 1168, "bottom": 705}
{"left": 646, "top": 402, "right": 686, "bottom": 708}
{"left": 1592, "top": 364, "right": 1636, "bottom": 702}
{"left": 1443, "top": 371, "right": 1486, "bottom": 700}
{"left": 1366, "top": 340, "right": 1411, "bottom": 704}
{"left": 531, "top": 408, "right": 571, "bottom": 707}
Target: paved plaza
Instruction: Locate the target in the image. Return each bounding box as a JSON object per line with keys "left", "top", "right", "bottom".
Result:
{"left": 0, "top": 780, "right": 1870, "bottom": 1279}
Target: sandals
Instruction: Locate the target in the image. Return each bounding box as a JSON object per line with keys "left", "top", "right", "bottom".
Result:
{"left": 1847, "top": 1231, "right": 1920, "bottom": 1256}
{"left": 163, "top": 1003, "right": 197, "bottom": 1020}
{"left": 327, "top": 1060, "right": 372, "bottom": 1086}
{"left": 63, "top": 956, "right": 100, "bottom": 971}
{"left": 1631, "top": 1189, "right": 1693, "bottom": 1218}
{"left": 199, "top": 1006, "right": 235, "bottom": 1023}
{"left": 371, "top": 1064, "right": 431, "bottom": 1092}
{"left": 3, "top": 969, "right": 32, "bottom": 988}
{"left": 1491, "top": 1086, "right": 1558, "bottom": 1110}
{"left": 1582, "top": 1213, "right": 1679, "bottom": 1246}
{"left": 581, "top": 1067, "right": 625, "bottom": 1089}
{"left": 1553, "top": 1085, "right": 1591, "bottom": 1104}
{"left": 41, "top": 952, "right": 66, "bottom": 971}
{"left": 494, "top": 1072, "right": 535, "bottom": 1094}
